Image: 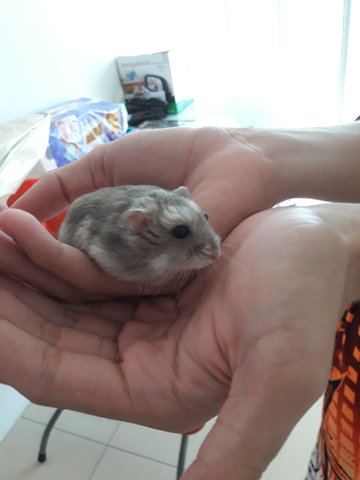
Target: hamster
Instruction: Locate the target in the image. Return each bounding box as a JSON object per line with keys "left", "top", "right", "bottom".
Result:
{"left": 59, "top": 185, "right": 221, "bottom": 283}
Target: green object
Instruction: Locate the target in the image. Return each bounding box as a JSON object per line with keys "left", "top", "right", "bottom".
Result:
{"left": 167, "top": 99, "right": 193, "bottom": 115}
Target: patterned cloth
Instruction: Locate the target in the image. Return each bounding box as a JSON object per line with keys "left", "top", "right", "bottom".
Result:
{"left": 307, "top": 303, "right": 360, "bottom": 479}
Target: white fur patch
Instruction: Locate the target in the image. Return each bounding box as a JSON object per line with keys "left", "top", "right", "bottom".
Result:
{"left": 87, "top": 243, "right": 127, "bottom": 279}
{"left": 149, "top": 253, "right": 174, "bottom": 276}
{"left": 160, "top": 201, "right": 201, "bottom": 228}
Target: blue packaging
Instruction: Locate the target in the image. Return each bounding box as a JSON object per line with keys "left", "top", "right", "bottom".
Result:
{"left": 46, "top": 98, "right": 128, "bottom": 167}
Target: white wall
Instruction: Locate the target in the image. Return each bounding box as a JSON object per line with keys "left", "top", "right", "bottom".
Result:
{"left": 2, "top": 0, "right": 356, "bottom": 128}
{"left": 0, "top": 0, "right": 183, "bottom": 123}
{"left": 1, "top": 2, "right": 109, "bottom": 121}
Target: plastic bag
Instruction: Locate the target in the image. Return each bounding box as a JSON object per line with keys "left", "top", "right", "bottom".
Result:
{"left": 46, "top": 98, "right": 128, "bottom": 167}
{"left": 0, "top": 113, "right": 51, "bottom": 199}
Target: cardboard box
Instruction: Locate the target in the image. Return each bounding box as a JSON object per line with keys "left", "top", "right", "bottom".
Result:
{"left": 116, "top": 51, "right": 192, "bottom": 115}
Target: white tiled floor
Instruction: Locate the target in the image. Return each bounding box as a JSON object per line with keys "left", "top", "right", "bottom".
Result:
{"left": 0, "top": 399, "right": 323, "bottom": 479}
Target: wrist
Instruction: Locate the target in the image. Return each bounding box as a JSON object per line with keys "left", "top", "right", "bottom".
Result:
{"left": 235, "top": 123, "right": 360, "bottom": 203}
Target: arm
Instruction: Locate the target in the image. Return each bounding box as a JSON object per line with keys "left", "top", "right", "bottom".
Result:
{"left": 237, "top": 122, "right": 360, "bottom": 202}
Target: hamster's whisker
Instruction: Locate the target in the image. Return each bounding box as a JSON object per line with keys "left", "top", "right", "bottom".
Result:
{"left": 221, "top": 237, "right": 241, "bottom": 249}
{"left": 177, "top": 269, "right": 194, "bottom": 290}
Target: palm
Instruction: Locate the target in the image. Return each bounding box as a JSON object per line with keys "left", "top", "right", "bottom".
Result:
{"left": 1, "top": 206, "right": 345, "bottom": 412}
{"left": 181, "top": 207, "right": 349, "bottom": 479}
{"left": 0, "top": 206, "right": 350, "bottom": 480}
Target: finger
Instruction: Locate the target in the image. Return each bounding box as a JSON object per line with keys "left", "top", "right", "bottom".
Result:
{"left": 67, "top": 296, "right": 179, "bottom": 324}
{"left": 0, "top": 208, "right": 143, "bottom": 297}
{"left": 0, "top": 288, "right": 120, "bottom": 360}
{"left": 12, "top": 128, "right": 197, "bottom": 221}
{"left": 0, "top": 320, "right": 138, "bottom": 420}
{"left": 65, "top": 299, "right": 139, "bottom": 322}
{"left": 0, "top": 230, "right": 86, "bottom": 303}
{"left": 0, "top": 313, "right": 216, "bottom": 429}
{"left": 0, "top": 274, "right": 130, "bottom": 339}
{"left": 182, "top": 357, "right": 322, "bottom": 480}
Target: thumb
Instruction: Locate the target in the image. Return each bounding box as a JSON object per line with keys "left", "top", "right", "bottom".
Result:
{"left": 182, "top": 417, "right": 263, "bottom": 480}
{"left": 182, "top": 357, "right": 324, "bottom": 480}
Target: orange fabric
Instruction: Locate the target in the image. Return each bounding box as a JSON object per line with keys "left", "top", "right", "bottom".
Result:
{"left": 307, "top": 303, "right": 360, "bottom": 479}
{"left": 183, "top": 426, "right": 204, "bottom": 435}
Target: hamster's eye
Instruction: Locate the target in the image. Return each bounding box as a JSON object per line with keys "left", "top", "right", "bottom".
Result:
{"left": 203, "top": 212, "right": 208, "bottom": 221}
{"left": 172, "top": 225, "right": 190, "bottom": 239}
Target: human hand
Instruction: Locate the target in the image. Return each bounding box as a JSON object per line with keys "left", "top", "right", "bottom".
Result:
{"left": 4, "top": 127, "right": 281, "bottom": 300}
{"left": 0, "top": 207, "right": 144, "bottom": 302}
{"left": 13, "top": 123, "right": 360, "bottom": 228}
{"left": 1, "top": 203, "right": 360, "bottom": 479}
{"left": 12, "top": 127, "right": 280, "bottom": 238}
{"left": 9, "top": 123, "right": 360, "bottom": 300}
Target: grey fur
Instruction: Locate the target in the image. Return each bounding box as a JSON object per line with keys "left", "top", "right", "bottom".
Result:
{"left": 59, "top": 185, "right": 221, "bottom": 282}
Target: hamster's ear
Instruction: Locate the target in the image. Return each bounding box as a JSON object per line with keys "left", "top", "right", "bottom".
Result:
{"left": 174, "top": 186, "right": 190, "bottom": 198}
{"left": 121, "top": 208, "right": 148, "bottom": 234}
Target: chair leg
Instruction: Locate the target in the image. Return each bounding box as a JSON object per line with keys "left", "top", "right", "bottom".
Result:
{"left": 38, "top": 408, "right": 63, "bottom": 463}
{"left": 176, "top": 434, "right": 189, "bottom": 480}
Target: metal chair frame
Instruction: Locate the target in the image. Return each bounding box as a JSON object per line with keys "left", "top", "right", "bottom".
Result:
{"left": 38, "top": 408, "right": 189, "bottom": 479}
